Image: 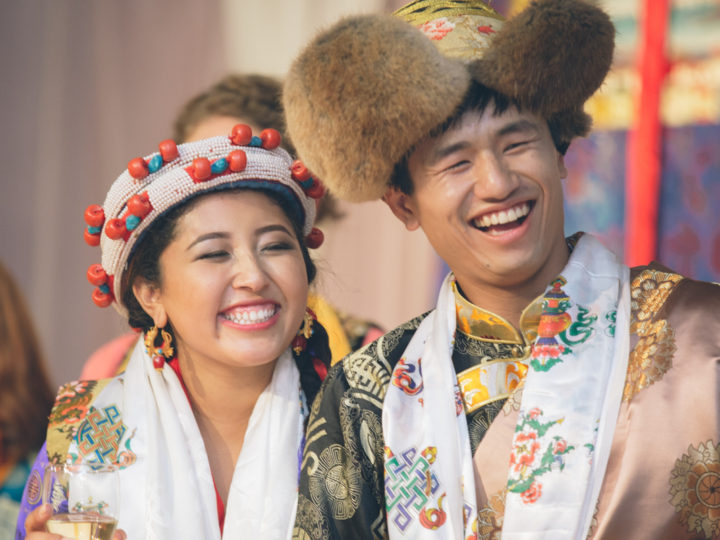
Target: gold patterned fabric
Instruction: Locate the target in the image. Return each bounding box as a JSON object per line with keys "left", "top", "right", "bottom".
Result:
{"left": 393, "top": 0, "right": 504, "bottom": 61}
{"left": 296, "top": 261, "right": 720, "bottom": 539}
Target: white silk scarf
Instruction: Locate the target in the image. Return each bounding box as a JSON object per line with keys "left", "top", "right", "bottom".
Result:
{"left": 383, "top": 235, "right": 630, "bottom": 540}
{"left": 71, "top": 339, "right": 304, "bottom": 540}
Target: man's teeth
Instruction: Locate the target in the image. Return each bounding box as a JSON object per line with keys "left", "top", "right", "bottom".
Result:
{"left": 223, "top": 306, "right": 276, "bottom": 325}
{"left": 475, "top": 203, "right": 530, "bottom": 229}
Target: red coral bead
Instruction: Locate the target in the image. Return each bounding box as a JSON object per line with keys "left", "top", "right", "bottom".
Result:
{"left": 306, "top": 180, "right": 326, "bottom": 200}
{"left": 127, "top": 194, "right": 152, "bottom": 218}
{"left": 84, "top": 229, "right": 100, "bottom": 246}
{"left": 86, "top": 264, "right": 108, "bottom": 286}
{"left": 127, "top": 157, "right": 149, "bottom": 179}
{"left": 192, "top": 158, "right": 212, "bottom": 181}
{"left": 230, "top": 124, "right": 253, "bottom": 146}
{"left": 105, "top": 218, "right": 127, "bottom": 240}
{"left": 84, "top": 204, "right": 105, "bottom": 227}
{"left": 92, "top": 288, "right": 113, "bottom": 308}
{"left": 152, "top": 356, "right": 165, "bottom": 370}
{"left": 228, "top": 150, "right": 247, "bottom": 172}
{"left": 305, "top": 227, "right": 324, "bottom": 249}
{"left": 290, "top": 160, "right": 311, "bottom": 182}
{"left": 260, "top": 128, "right": 281, "bottom": 150}
{"left": 158, "top": 139, "right": 179, "bottom": 162}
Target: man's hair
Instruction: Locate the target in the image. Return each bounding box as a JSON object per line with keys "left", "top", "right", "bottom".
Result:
{"left": 389, "top": 81, "right": 572, "bottom": 195}
{"left": 173, "top": 74, "right": 295, "bottom": 154}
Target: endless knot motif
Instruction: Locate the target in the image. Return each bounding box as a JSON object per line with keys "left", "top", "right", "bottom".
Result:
{"left": 75, "top": 405, "right": 126, "bottom": 464}
{"left": 385, "top": 446, "right": 440, "bottom": 532}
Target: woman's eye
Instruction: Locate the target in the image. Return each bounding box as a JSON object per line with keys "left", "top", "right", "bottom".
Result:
{"left": 197, "top": 250, "right": 229, "bottom": 260}
{"left": 262, "top": 242, "right": 294, "bottom": 252}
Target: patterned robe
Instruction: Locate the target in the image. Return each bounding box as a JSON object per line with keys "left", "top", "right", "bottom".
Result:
{"left": 293, "top": 264, "right": 720, "bottom": 539}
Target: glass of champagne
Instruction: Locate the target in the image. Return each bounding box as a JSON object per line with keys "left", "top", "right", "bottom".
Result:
{"left": 42, "top": 462, "right": 119, "bottom": 540}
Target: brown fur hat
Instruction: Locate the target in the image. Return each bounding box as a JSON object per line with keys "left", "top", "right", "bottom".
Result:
{"left": 284, "top": 0, "right": 614, "bottom": 202}
{"left": 283, "top": 15, "right": 469, "bottom": 202}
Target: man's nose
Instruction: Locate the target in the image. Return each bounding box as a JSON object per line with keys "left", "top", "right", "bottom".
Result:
{"left": 473, "top": 152, "right": 520, "bottom": 201}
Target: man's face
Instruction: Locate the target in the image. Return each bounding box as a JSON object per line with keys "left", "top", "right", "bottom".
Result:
{"left": 385, "top": 105, "right": 570, "bottom": 304}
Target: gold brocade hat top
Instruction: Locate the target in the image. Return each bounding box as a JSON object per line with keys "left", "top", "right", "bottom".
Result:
{"left": 394, "top": 0, "right": 504, "bottom": 62}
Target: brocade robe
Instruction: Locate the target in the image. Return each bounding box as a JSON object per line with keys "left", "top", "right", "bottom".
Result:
{"left": 293, "top": 263, "right": 720, "bottom": 539}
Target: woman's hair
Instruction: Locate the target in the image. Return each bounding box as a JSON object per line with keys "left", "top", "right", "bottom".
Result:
{"left": 0, "top": 261, "right": 55, "bottom": 464}
{"left": 121, "top": 188, "right": 317, "bottom": 333}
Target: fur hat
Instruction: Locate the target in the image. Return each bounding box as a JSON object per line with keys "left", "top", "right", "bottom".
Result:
{"left": 82, "top": 125, "right": 325, "bottom": 316}
{"left": 283, "top": 0, "right": 614, "bottom": 202}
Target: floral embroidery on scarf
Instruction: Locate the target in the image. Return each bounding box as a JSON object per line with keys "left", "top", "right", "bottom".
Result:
{"left": 624, "top": 270, "right": 682, "bottom": 402}
{"left": 531, "top": 278, "right": 597, "bottom": 372}
{"left": 507, "top": 408, "right": 575, "bottom": 504}
{"left": 385, "top": 446, "right": 441, "bottom": 532}
{"left": 477, "top": 491, "right": 505, "bottom": 540}
{"left": 392, "top": 357, "right": 424, "bottom": 396}
{"left": 669, "top": 440, "right": 720, "bottom": 539}
{"left": 418, "top": 17, "right": 455, "bottom": 40}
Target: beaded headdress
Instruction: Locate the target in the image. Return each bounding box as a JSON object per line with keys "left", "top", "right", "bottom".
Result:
{"left": 283, "top": 0, "right": 614, "bottom": 201}
{"left": 83, "top": 125, "right": 325, "bottom": 316}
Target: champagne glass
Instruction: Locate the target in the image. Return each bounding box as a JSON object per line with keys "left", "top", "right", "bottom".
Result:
{"left": 42, "top": 462, "right": 119, "bottom": 540}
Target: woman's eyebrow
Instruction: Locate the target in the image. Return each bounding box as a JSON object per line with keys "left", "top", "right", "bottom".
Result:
{"left": 186, "top": 231, "right": 230, "bottom": 250}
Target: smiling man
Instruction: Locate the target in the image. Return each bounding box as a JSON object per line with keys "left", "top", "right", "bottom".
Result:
{"left": 283, "top": 1, "right": 720, "bottom": 539}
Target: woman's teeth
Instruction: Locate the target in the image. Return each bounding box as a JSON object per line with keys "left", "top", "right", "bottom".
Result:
{"left": 222, "top": 305, "right": 276, "bottom": 325}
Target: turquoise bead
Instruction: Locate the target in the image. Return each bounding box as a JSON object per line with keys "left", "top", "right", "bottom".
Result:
{"left": 211, "top": 158, "right": 228, "bottom": 174}
{"left": 87, "top": 225, "right": 102, "bottom": 235}
{"left": 249, "top": 136, "right": 262, "bottom": 147}
{"left": 126, "top": 215, "right": 141, "bottom": 231}
{"left": 148, "top": 154, "right": 163, "bottom": 173}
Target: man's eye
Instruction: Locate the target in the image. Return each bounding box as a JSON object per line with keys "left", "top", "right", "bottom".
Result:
{"left": 444, "top": 160, "right": 470, "bottom": 172}
{"left": 505, "top": 140, "right": 530, "bottom": 152}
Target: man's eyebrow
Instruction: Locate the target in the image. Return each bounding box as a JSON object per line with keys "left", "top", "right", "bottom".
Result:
{"left": 496, "top": 119, "right": 541, "bottom": 138}
{"left": 428, "top": 140, "right": 471, "bottom": 166}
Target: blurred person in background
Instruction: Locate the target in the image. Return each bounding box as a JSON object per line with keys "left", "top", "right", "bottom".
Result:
{"left": 81, "top": 74, "right": 382, "bottom": 380}
{"left": 0, "top": 261, "right": 54, "bottom": 538}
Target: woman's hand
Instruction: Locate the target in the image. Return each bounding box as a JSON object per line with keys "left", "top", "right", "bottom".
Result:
{"left": 24, "top": 504, "right": 127, "bottom": 540}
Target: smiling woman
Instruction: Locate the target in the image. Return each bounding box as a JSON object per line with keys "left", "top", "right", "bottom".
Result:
{"left": 17, "top": 126, "right": 331, "bottom": 540}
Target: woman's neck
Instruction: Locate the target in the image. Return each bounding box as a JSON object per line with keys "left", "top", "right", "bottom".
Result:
{"left": 177, "top": 352, "right": 277, "bottom": 505}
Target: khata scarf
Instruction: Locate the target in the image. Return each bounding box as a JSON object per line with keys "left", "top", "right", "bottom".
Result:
{"left": 66, "top": 339, "right": 304, "bottom": 540}
{"left": 383, "top": 234, "right": 630, "bottom": 539}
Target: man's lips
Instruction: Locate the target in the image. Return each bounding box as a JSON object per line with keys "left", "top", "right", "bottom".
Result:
{"left": 471, "top": 201, "right": 533, "bottom": 231}
{"left": 220, "top": 302, "right": 278, "bottom": 325}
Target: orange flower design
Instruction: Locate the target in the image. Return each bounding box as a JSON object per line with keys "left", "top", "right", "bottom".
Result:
{"left": 418, "top": 17, "right": 455, "bottom": 40}
{"left": 669, "top": 440, "right": 720, "bottom": 539}
{"left": 521, "top": 481, "right": 542, "bottom": 504}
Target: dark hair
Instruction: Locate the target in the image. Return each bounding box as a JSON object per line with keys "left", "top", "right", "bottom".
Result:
{"left": 389, "top": 81, "right": 571, "bottom": 195}
{"left": 121, "top": 188, "right": 317, "bottom": 333}
{"left": 0, "top": 261, "right": 55, "bottom": 463}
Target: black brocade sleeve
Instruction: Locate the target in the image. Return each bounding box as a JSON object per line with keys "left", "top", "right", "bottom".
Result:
{"left": 293, "top": 360, "right": 388, "bottom": 539}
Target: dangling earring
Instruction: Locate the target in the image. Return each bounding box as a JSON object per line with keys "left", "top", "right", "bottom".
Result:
{"left": 145, "top": 325, "right": 174, "bottom": 370}
{"left": 292, "top": 308, "right": 316, "bottom": 355}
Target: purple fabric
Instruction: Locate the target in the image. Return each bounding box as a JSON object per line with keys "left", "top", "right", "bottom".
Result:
{"left": 14, "top": 442, "right": 48, "bottom": 540}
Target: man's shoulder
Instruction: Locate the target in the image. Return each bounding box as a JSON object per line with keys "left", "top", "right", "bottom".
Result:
{"left": 630, "top": 262, "right": 720, "bottom": 323}
{"left": 317, "top": 311, "right": 431, "bottom": 407}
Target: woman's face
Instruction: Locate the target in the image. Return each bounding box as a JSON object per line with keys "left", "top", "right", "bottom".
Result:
{"left": 139, "top": 190, "right": 309, "bottom": 371}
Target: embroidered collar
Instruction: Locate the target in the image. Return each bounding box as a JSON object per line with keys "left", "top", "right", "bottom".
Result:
{"left": 452, "top": 280, "right": 543, "bottom": 345}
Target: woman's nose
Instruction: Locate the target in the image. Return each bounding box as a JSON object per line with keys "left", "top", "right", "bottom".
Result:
{"left": 230, "top": 255, "right": 269, "bottom": 291}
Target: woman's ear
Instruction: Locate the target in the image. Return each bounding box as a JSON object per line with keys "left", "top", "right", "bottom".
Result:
{"left": 132, "top": 278, "right": 168, "bottom": 328}
{"left": 382, "top": 187, "right": 421, "bottom": 231}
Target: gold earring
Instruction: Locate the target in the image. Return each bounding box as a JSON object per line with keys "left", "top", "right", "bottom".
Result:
{"left": 292, "top": 309, "right": 315, "bottom": 355}
{"left": 145, "top": 325, "right": 175, "bottom": 370}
